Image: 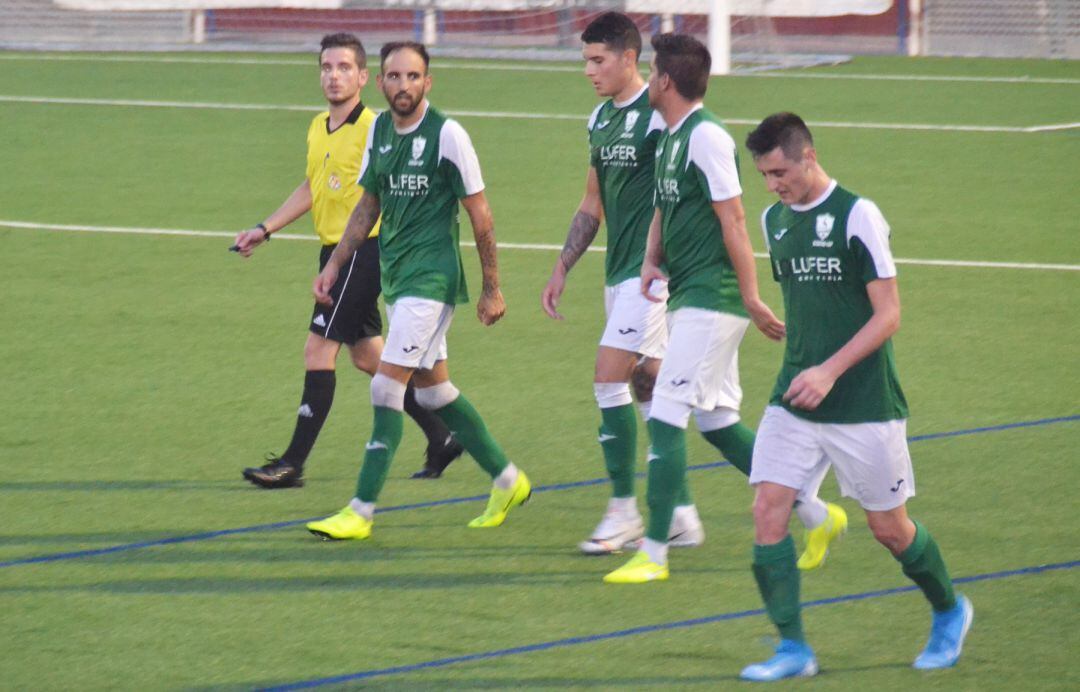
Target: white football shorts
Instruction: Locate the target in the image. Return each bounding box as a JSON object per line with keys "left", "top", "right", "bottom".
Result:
{"left": 750, "top": 405, "right": 916, "bottom": 512}
{"left": 599, "top": 277, "right": 668, "bottom": 359}
{"left": 382, "top": 297, "right": 454, "bottom": 370}
{"left": 652, "top": 307, "right": 749, "bottom": 414}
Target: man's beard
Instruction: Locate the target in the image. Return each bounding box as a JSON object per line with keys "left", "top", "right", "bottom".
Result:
{"left": 386, "top": 89, "right": 421, "bottom": 117}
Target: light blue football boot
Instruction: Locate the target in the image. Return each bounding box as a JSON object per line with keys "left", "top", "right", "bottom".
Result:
{"left": 914, "top": 594, "right": 974, "bottom": 669}
{"left": 740, "top": 639, "right": 818, "bottom": 682}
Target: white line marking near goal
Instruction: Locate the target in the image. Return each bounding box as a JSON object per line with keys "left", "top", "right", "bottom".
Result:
{"left": 2, "top": 53, "right": 1077, "bottom": 84}
{"left": 3, "top": 219, "right": 1077, "bottom": 272}
{"left": 0, "top": 95, "right": 1066, "bottom": 134}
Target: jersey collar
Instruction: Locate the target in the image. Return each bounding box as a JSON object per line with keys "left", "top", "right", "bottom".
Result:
{"left": 667, "top": 103, "right": 704, "bottom": 134}
{"left": 325, "top": 100, "right": 365, "bottom": 135}
{"left": 613, "top": 83, "right": 648, "bottom": 109}
{"left": 790, "top": 179, "right": 838, "bottom": 212}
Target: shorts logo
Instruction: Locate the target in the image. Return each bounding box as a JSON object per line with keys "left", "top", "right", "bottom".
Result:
{"left": 402, "top": 345, "right": 420, "bottom": 354}
{"left": 312, "top": 314, "right": 327, "bottom": 327}
{"left": 297, "top": 404, "right": 314, "bottom": 418}
{"left": 890, "top": 478, "right": 905, "bottom": 493}
{"left": 409, "top": 136, "right": 427, "bottom": 166}
{"left": 327, "top": 173, "right": 341, "bottom": 190}
{"left": 617, "top": 327, "right": 638, "bottom": 335}
{"left": 670, "top": 378, "right": 689, "bottom": 387}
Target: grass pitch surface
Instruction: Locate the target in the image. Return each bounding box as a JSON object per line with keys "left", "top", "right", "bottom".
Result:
{"left": 0, "top": 52, "right": 1078, "bottom": 690}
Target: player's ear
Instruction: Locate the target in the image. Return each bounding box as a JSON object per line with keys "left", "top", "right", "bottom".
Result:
{"left": 375, "top": 73, "right": 383, "bottom": 90}
{"left": 358, "top": 68, "right": 369, "bottom": 88}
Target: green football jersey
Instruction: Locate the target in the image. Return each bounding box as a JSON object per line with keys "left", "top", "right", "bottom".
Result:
{"left": 653, "top": 107, "right": 746, "bottom": 316}
{"left": 358, "top": 104, "right": 481, "bottom": 305}
{"left": 762, "top": 181, "right": 909, "bottom": 423}
{"left": 587, "top": 87, "right": 663, "bottom": 286}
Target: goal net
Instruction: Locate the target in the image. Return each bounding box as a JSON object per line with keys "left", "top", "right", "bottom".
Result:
{"left": 3, "top": 0, "right": 901, "bottom": 72}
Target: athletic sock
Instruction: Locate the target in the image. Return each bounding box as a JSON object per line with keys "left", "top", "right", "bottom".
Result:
{"left": 599, "top": 404, "right": 637, "bottom": 498}
{"left": 354, "top": 406, "right": 404, "bottom": 502}
{"left": 701, "top": 422, "right": 755, "bottom": 476}
{"left": 403, "top": 380, "right": 454, "bottom": 450}
{"left": 752, "top": 535, "right": 805, "bottom": 642}
{"left": 794, "top": 497, "right": 829, "bottom": 529}
{"left": 349, "top": 498, "right": 375, "bottom": 521}
{"left": 431, "top": 392, "right": 508, "bottom": 478}
{"left": 645, "top": 418, "right": 687, "bottom": 542}
{"left": 641, "top": 537, "right": 668, "bottom": 565}
{"left": 897, "top": 520, "right": 958, "bottom": 612}
{"left": 281, "top": 370, "right": 335, "bottom": 467}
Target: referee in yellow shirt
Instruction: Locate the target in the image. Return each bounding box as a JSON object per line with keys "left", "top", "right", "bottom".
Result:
{"left": 233, "top": 33, "right": 462, "bottom": 488}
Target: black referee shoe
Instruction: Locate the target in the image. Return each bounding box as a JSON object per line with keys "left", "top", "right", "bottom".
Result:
{"left": 411, "top": 437, "right": 465, "bottom": 479}
{"left": 243, "top": 455, "right": 304, "bottom": 489}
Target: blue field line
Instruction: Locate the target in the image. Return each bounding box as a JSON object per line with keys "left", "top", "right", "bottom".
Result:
{"left": 0, "top": 414, "right": 1074, "bottom": 570}
{"left": 260, "top": 559, "right": 1079, "bottom": 690}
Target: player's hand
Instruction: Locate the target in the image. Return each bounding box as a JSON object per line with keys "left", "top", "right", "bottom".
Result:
{"left": 746, "top": 297, "right": 786, "bottom": 341}
{"left": 782, "top": 365, "right": 836, "bottom": 411}
{"left": 313, "top": 265, "right": 339, "bottom": 306}
{"left": 233, "top": 228, "right": 267, "bottom": 258}
{"left": 541, "top": 266, "right": 567, "bottom": 320}
{"left": 478, "top": 287, "right": 506, "bottom": 326}
{"left": 640, "top": 262, "right": 668, "bottom": 304}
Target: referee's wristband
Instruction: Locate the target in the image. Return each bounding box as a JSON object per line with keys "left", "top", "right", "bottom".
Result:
{"left": 255, "top": 223, "right": 271, "bottom": 241}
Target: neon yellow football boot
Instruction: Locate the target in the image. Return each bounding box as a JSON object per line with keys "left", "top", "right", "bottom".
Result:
{"left": 603, "top": 550, "right": 669, "bottom": 584}
{"left": 797, "top": 502, "right": 847, "bottom": 570}
{"left": 306, "top": 505, "right": 373, "bottom": 541}
{"left": 468, "top": 470, "right": 532, "bottom": 528}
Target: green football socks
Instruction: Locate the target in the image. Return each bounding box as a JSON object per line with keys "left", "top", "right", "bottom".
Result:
{"left": 702, "top": 422, "right": 755, "bottom": 477}
{"left": 599, "top": 404, "right": 637, "bottom": 498}
{"left": 897, "top": 520, "right": 958, "bottom": 612}
{"left": 432, "top": 393, "right": 509, "bottom": 478}
{"left": 645, "top": 418, "right": 686, "bottom": 542}
{"left": 752, "top": 535, "right": 805, "bottom": 642}
{"left": 355, "top": 405, "right": 404, "bottom": 502}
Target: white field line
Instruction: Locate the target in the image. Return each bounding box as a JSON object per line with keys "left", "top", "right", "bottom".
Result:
{"left": 0, "top": 94, "right": 1072, "bottom": 133}
{"left": 3, "top": 219, "right": 1078, "bottom": 272}
{"left": 2, "top": 53, "right": 1078, "bottom": 84}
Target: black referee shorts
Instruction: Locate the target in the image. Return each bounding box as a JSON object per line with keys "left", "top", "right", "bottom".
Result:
{"left": 309, "top": 240, "right": 383, "bottom": 345}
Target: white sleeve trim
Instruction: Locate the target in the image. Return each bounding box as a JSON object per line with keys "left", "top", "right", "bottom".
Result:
{"left": 439, "top": 118, "right": 485, "bottom": 196}
{"left": 357, "top": 116, "right": 377, "bottom": 185}
{"left": 687, "top": 122, "right": 742, "bottom": 202}
{"left": 647, "top": 110, "right": 665, "bottom": 135}
{"left": 847, "top": 198, "right": 896, "bottom": 278}
{"left": 587, "top": 102, "right": 604, "bottom": 132}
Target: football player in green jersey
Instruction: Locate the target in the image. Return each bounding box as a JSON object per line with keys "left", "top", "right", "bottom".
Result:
{"left": 737, "top": 112, "right": 971, "bottom": 681}
{"left": 304, "top": 41, "right": 531, "bottom": 542}
{"left": 605, "top": 34, "right": 844, "bottom": 586}
{"left": 542, "top": 12, "right": 708, "bottom": 555}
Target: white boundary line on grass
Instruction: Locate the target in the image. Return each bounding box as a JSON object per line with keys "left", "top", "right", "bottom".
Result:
{"left": 2, "top": 52, "right": 1079, "bottom": 85}
{"left": 3, "top": 219, "right": 1078, "bottom": 272}
{"left": 2, "top": 94, "right": 1076, "bottom": 134}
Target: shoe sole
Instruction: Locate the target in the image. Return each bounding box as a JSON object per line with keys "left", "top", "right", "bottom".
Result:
{"left": 242, "top": 472, "right": 304, "bottom": 489}
{"left": 307, "top": 528, "right": 368, "bottom": 541}
{"left": 579, "top": 534, "right": 643, "bottom": 555}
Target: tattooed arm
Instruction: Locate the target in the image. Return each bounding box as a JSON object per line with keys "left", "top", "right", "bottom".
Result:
{"left": 460, "top": 190, "right": 505, "bottom": 326}
{"left": 541, "top": 166, "right": 603, "bottom": 319}
{"left": 312, "top": 190, "right": 380, "bottom": 306}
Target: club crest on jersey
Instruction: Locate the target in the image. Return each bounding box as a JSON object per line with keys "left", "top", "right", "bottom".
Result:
{"left": 409, "top": 136, "right": 427, "bottom": 166}
{"left": 327, "top": 173, "right": 341, "bottom": 191}
{"left": 624, "top": 110, "right": 639, "bottom": 132}
{"left": 813, "top": 213, "right": 835, "bottom": 247}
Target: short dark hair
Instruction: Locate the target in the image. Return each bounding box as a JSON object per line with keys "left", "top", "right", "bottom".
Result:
{"left": 319, "top": 33, "right": 366, "bottom": 69}
{"left": 581, "top": 11, "right": 642, "bottom": 58}
{"left": 380, "top": 41, "right": 430, "bottom": 72}
{"left": 650, "top": 33, "right": 710, "bottom": 101}
{"left": 745, "top": 112, "right": 815, "bottom": 161}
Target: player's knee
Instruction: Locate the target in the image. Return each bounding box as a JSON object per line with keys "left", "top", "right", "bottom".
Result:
{"left": 751, "top": 490, "right": 789, "bottom": 541}
{"left": 370, "top": 373, "right": 407, "bottom": 411}
{"left": 414, "top": 381, "right": 460, "bottom": 411}
{"left": 866, "top": 515, "right": 907, "bottom": 553}
{"left": 304, "top": 335, "right": 338, "bottom": 369}
{"left": 630, "top": 363, "right": 656, "bottom": 401}
{"left": 594, "top": 382, "right": 632, "bottom": 409}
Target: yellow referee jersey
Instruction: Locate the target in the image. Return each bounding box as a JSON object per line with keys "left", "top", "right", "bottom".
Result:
{"left": 305, "top": 101, "right": 380, "bottom": 245}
